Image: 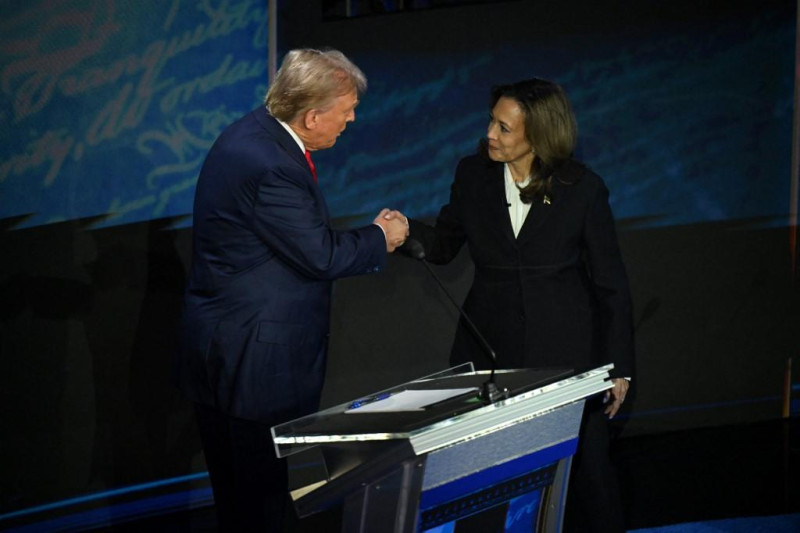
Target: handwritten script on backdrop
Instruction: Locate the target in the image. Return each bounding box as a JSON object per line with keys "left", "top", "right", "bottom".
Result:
{"left": 0, "top": 0, "right": 267, "bottom": 227}
{"left": 0, "top": 2, "right": 793, "bottom": 230}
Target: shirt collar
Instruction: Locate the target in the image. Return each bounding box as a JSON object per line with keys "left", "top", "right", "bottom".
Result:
{"left": 504, "top": 163, "right": 531, "bottom": 192}
{"left": 277, "top": 118, "right": 306, "bottom": 153}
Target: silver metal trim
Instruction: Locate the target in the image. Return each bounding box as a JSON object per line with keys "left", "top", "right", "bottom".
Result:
{"left": 272, "top": 365, "right": 613, "bottom": 457}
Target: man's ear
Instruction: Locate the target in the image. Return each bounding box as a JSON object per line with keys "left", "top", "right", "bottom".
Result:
{"left": 303, "top": 109, "right": 317, "bottom": 130}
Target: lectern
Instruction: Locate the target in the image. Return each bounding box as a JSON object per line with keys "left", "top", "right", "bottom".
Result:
{"left": 272, "top": 364, "right": 613, "bottom": 533}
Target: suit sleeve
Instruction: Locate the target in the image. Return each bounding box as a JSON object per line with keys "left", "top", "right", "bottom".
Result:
{"left": 408, "top": 160, "right": 469, "bottom": 265}
{"left": 583, "top": 180, "right": 635, "bottom": 378}
{"left": 251, "top": 164, "right": 386, "bottom": 280}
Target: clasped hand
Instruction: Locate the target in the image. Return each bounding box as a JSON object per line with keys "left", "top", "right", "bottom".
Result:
{"left": 373, "top": 208, "right": 409, "bottom": 252}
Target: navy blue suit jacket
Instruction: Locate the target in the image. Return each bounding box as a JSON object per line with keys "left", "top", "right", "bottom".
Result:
{"left": 177, "top": 107, "right": 386, "bottom": 423}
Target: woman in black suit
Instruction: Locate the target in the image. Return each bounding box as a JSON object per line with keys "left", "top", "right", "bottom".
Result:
{"left": 408, "top": 78, "right": 634, "bottom": 532}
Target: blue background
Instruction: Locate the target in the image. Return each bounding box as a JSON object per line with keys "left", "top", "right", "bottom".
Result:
{"left": 1, "top": 0, "right": 268, "bottom": 228}
{"left": 0, "top": 2, "right": 794, "bottom": 230}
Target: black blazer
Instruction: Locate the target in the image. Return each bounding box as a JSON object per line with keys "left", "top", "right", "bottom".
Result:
{"left": 176, "top": 108, "right": 386, "bottom": 423}
{"left": 410, "top": 154, "right": 634, "bottom": 378}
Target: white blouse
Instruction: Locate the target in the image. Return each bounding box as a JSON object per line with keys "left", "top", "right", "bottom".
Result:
{"left": 504, "top": 163, "right": 532, "bottom": 238}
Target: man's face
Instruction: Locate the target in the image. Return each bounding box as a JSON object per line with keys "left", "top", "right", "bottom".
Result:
{"left": 306, "top": 89, "right": 359, "bottom": 151}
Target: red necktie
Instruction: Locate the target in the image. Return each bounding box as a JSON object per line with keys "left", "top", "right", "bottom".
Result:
{"left": 304, "top": 150, "right": 317, "bottom": 183}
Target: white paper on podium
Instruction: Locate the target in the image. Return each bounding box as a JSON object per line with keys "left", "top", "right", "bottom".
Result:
{"left": 345, "top": 388, "right": 478, "bottom": 414}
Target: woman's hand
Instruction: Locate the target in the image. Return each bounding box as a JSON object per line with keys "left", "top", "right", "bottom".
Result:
{"left": 604, "top": 378, "right": 629, "bottom": 419}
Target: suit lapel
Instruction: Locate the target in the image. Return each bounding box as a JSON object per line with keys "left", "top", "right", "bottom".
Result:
{"left": 254, "top": 108, "right": 309, "bottom": 173}
{"left": 253, "top": 108, "right": 331, "bottom": 222}
{"left": 516, "top": 186, "right": 556, "bottom": 244}
{"left": 482, "top": 162, "right": 516, "bottom": 244}
{"left": 517, "top": 161, "right": 586, "bottom": 244}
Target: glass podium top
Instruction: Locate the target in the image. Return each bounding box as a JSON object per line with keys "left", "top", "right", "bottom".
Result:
{"left": 272, "top": 364, "right": 614, "bottom": 458}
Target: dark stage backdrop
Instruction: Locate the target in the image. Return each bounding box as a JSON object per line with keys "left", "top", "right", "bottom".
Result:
{"left": 0, "top": 0, "right": 798, "bottom": 527}
{"left": 285, "top": 0, "right": 799, "bottom": 431}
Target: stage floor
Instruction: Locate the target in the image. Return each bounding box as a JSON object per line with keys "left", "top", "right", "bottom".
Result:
{"left": 98, "top": 417, "right": 800, "bottom": 532}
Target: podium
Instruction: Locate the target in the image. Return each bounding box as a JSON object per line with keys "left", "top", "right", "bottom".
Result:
{"left": 272, "top": 364, "right": 613, "bottom": 533}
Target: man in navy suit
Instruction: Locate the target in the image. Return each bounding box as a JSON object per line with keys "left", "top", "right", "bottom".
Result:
{"left": 176, "top": 48, "right": 409, "bottom": 532}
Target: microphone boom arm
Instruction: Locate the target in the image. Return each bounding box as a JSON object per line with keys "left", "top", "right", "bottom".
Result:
{"left": 405, "top": 239, "right": 509, "bottom": 403}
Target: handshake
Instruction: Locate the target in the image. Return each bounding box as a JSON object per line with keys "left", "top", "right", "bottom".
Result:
{"left": 373, "top": 208, "right": 410, "bottom": 253}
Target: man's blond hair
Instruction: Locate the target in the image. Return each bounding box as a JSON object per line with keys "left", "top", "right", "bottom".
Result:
{"left": 265, "top": 48, "right": 367, "bottom": 123}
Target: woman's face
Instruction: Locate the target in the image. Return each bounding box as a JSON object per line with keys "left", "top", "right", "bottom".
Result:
{"left": 486, "top": 96, "right": 533, "bottom": 166}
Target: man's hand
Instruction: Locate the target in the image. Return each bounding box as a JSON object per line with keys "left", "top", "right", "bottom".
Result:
{"left": 373, "top": 208, "right": 409, "bottom": 252}
{"left": 603, "top": 378, "right": 630, "bottom": 419}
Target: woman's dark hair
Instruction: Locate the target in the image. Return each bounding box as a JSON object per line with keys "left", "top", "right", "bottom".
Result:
{"left": 487, "top": 78, "right": 577, "bottom": 203}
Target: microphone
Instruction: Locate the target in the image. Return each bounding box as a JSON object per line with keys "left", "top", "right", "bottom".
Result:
{"left": 403, "top": 239, "right": 509, "bottom": 403}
